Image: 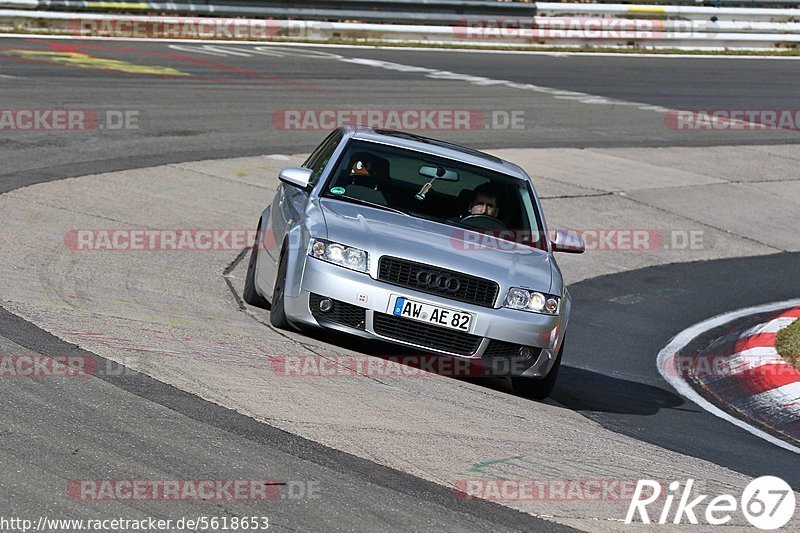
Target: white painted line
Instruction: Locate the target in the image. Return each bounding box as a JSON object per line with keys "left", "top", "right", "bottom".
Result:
{"left": 0, "top": 74, "right": 17, "bottom": 78}
{"left": 337, "top": 55, "right": 794, "bottom": 129}
{"left": 339, "top": 56, "right": 676, "bottom": 115}
{"left": 331, "top": 57, "right": 788, "bottom": 129}
{"left": 743, "top": 317, "right": 797, "bottom": 336}
{"left": 1, "top": 32, "right": 800, "bottom": 60}
{"left": 657, "top": 298, "right": 800, "bottom": 454}
{"left": 767, "top": 316, "right": 800, "bottom": 333}
{"left": 744, "top": 317, "right": 798, "bottom": 336}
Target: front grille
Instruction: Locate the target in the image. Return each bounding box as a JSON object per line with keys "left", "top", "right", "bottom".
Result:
{"left": 377, "top": 256, "right": 499, "bottom": 308}
{"left": 372, "top": 313, "right": 482, "bottom": 356}
{"left": 483, "top": 340, "right": 542, "bottom": 360}
{"left": 309, "top": 294, "right": 366, "bottom": 329}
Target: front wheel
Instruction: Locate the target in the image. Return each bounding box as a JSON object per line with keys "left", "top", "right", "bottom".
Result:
{"left": 510, "top": 342, "right": 563, "bottom": 400}
{"left": 269, "top": 249, "right": 291, "bottom": 329}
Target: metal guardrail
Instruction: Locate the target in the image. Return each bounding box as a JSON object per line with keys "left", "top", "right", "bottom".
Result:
{"left": 535, "top": 2, "right": 800, "bottom": 21}
{"left": 3, "top": 1, "right": 800, "bottom": 24}
{"left": 3, "top": 0, "right": 800, "bottom": 15}
{"left": 0, "top": 1, "right": 539, "bottom": 24}
{"left": 3, "top": 1, "right": 800, "bottom": 49}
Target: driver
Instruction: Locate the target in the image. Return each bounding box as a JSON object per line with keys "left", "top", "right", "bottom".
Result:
{"left": 467, "top": 183, "right": 501, "bottom": 218}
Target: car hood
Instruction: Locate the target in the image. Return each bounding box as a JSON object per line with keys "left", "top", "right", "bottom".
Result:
{"left": 319, "top": 198, "right": 553, "bottom": 294}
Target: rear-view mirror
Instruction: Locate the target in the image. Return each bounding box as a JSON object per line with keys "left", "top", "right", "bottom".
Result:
{"left": 419, "top": 165, "right": 459, "bottom": 181}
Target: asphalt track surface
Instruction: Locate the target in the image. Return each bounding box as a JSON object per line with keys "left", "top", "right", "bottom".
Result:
{"left": 3, "top": 37, "right": 800, "bottom": 192}
{"left": 2, "top": 37, "right": 800, "bottom": 529}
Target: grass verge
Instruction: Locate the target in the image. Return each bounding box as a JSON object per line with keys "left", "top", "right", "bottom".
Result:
{"left": 776, "top": 319, "right": 800, "bottom": 368}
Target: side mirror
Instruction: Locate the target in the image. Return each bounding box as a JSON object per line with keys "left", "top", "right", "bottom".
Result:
{"left": 551, "top": 229, "right": 585, "bottom": 254}
{"left": 279, "top": 166, "right": 313, "bottom": 189}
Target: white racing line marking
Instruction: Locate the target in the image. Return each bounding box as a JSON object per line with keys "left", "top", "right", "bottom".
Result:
{"left": 0, "top": 32, "right": 781, "bottom": 126}
{"left": 338, "top": 56, "right": 671, "bottom": 113}
{"left": 163, "top": 43, "right": 676, "bottom": 115}
{"left": 332, "top": 57, "right": 776, "bottom": 130}
{"left": 159, "top": 44, "right": 774, "bottom": 129}
{"left": 657, "top": 298, "right": 800, "bottom": 455}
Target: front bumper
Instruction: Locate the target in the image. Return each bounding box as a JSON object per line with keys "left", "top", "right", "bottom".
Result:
{"left": 283, "top": 256, "right": 565, "bottom": 377}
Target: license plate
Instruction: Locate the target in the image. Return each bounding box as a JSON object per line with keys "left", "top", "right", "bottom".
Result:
{"left": 391, "top": 296, "right": 473, "bottom": 332}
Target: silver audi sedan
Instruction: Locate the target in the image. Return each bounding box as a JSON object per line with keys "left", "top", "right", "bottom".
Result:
{"left": 244, "top": 126, "right": 583, "bottom": 398}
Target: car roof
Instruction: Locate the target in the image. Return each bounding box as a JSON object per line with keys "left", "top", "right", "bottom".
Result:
{"left": 346, "top": 126, "right": 529, "bottom": 181}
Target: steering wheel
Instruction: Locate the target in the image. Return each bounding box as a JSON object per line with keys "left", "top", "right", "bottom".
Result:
{"left": 459, "top": 214, "right": 507, "bottom": 230}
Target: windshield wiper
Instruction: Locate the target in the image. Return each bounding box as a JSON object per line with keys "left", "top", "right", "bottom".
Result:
{"left": 328, "top": 195, "right": 410, "bottom": 217}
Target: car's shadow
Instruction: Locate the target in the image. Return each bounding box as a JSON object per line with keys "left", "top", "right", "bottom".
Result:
{"left": 550, "top": 366, "right": 686, "bottom": 416}
{"left": 292, "top": 325, "right": 686, "bottom": 416}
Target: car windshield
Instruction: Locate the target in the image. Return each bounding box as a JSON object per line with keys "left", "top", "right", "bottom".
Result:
{"left": 321, "top": 140, "right": 546, "bottom": 250}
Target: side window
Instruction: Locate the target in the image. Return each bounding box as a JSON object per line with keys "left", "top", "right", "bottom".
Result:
{"left": 304, "top": 129, "right": 344, "bottom": 186}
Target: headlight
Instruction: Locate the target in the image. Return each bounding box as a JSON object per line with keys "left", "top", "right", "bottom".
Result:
{"left": 504, "top": 287, "right": 560, "bottom": 315}
{"left": 308, "top": 238, "right": 369, "bottom": 273}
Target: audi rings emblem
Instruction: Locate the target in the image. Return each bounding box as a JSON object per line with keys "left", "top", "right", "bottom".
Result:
{"left": 415, "top": 270, "right": 461, "bottom": 292}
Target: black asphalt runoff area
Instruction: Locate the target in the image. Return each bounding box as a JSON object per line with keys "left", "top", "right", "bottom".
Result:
{"left": 559, "top": 252, "right": 800, "bottom": 489}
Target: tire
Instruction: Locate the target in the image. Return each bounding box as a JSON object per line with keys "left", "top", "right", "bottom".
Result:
{"left": 511, "top": 341, "right": 564, "bottom": 400}
{"left": 269, "top": 248, "right": 291, "bottom": 329}
{"left": 243, "top": 225, "right": 270, "bottom": 309}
